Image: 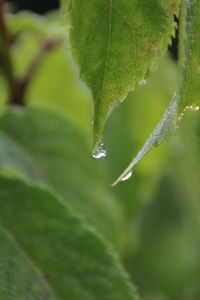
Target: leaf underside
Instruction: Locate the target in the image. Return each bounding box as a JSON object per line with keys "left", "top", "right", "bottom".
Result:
{"left": 178, "top": 0, "right": 200, "bottom": 111}
{"left": 112, "top": 0, "right": 200, "bottom": 186}
{"left": 70, "top": 0, "right": 178, "bottom": 151}
{"left": 0, "top": 176, "right": 137, "bottom": 300}
{"left": 0, "top": 107, "right": 123, "bottom": 248}
{"left": 112, "top": 95, "right": 178, "bottom": 186}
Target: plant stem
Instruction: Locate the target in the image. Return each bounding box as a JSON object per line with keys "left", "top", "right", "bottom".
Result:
{"left": 0, "top": 0, "right": 19, "bottom": 105}
{"left": 0, "top": 1, "right": 62, "bottom": 106}
{"left": 16, "top": 39, "right": 61, "bottom": 104}
{"left": 0, "top": 0, "right": 6, "bottom": 38}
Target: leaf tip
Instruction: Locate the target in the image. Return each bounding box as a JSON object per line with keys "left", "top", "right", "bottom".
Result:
{"left": 111, "top": 170, "right": 133, "bottom": 187}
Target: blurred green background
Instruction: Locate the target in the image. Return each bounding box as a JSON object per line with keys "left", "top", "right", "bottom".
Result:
{"left": 1, "top": 1, "right": 200, "bottom": 299}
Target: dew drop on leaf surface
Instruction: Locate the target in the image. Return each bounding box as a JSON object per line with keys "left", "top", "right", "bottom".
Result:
{"left": 121, "top": 171, "right": 133, "bottom": 182}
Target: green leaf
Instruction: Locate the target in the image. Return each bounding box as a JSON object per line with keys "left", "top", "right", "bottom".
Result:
{"left": 112, "top": 95, "right": 178, "bottom": 186}
{"left": 7, "top": 11, "right": 67, "bottom": 37}
{"left": 70, "top": 0, "right": 178, "bottom": 151}
{"left": 161, "top": 0, "right": 181, "bottom": 15}
{"left": 178, "top": 0, "right": 200, "bottom": 111}
{"left": 0, "top": 176, "right": 138, "bottom": 300}
{"left": 7, "top": 12, "right": 49, "bottom": 35}
{"left": 105, "top": 56, "right": 178, "bottom": 213}
{"left": 110, "top": 0, "right": 200, "bottom": 186}
{"left": 0, "top": 227, "right": 57, "bottom": 300}
{"left": 5, "top": 19, "right": 91, "bottom": 130}
{"left": 0, "top": 107, "right": 124, "bottom": 249}
{"left": 60, "top": 0, "right": 70, "bottom": 13}
{"left": 28, "top": 46, "right": 92, "bottom": 131}
{"left": 125, "top": 174, "right": 200, "bottom": 300}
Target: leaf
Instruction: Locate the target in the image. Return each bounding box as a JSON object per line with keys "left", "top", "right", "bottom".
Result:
{"left": 125, "top": 175, "right": 200, "bottom": 300}
{"left": 111, "top": 0, "right": 200, "bottom": 187}
{"left": 7, "top": 11, "right": 67, "bottom": 37}
{"left": 60, "top": 0, "right": 71, "bottom": 14}
{"left": 178, "top": 0, "right": 200, "bottom": 111}
{"left": 112, "top": 95, "right": 178, "bottom": 186}
{"left": 7, "top": 12, "right": 49, "bottom": 35}
{"left": 70, "top": 0, "right": 179, "bottom": 152}
{"left": 0, "top": 227, "right": 57, "bottom": 300}
{"left": 0, "top": 107, "right": 124, "bottom": 249}
{"left": 4, "top": 16, "right": 92, "bottom": 130}
{"left": 28, "top": 46, "right": 92, "bottom": 131}
{"left": 161, "top": 0, "right": 181, "bottom": 15}
{"left": 104, "top": 56, "right": 178, "bottom": 213}
{"left": 0, "top": 176, "right": 138, "bottom": 300}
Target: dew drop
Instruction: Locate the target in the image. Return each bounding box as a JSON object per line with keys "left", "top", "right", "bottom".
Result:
{"left": 121, "top": 171, "right": 133, "bottom": 182}
{"left": 92, "top": 141, "right": 107, "bottom": 159}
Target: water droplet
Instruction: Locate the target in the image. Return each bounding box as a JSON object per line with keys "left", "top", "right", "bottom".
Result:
{"left": 121, "top": 171, "right": 133, "bottom": 182}
{"left": 92, "top": 142, "right": 107, "bottom": 159}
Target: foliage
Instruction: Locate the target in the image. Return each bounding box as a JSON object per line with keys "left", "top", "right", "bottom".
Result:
{"left": 0, "top": 0, "right": 200, "bottom": 299}
{"left": 70, "top": 0, "right": 179, "bottom": 152}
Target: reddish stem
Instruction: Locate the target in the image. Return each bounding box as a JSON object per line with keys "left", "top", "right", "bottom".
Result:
{"left": 14, "top": 39, "right": 61, "bottom": 105}
{"left": 0, "top": 0, "right": 18, "bottom": 104}
{"left": 0, "top": 1, "right": 62, "bottom": 106}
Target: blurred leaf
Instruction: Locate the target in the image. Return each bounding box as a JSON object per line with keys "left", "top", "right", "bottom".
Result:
{"left": 124, "top": 175, "right": 200, "bottom": 300}
{"left": 7, "top": 11, "right": 68, "bottom": 37}
{"left": 0, "top": 176, "right": 138, "bottom": 300}
{"left": 0, "top": 107, "right": 124, "bottom": 249}
{"left": 7, "top": 11, "right": 49, "bottom": 34}
{"left": 121, "top": 108, "right": 200, "bottom": 300}
{"left": 178, "top": 0, "right": 200, "bottom": 111}
{"left": 28, "top": 46, "right": 92, "bottom": 132}
{"left": 60, "top": 0, "right": 70, "bottom": 14}
{"left": 70, "top": 0, "right": 178, "bottom": 152}
{"left": 7, "top": 22, "right": 91, "bottom": 130}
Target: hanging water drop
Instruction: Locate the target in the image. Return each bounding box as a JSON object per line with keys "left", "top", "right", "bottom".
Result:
{"left": 92, "top": 141, "right": 107, "bottom": 159}
{"left": 121, "top": 171, "right": 133, "bottom": 182}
